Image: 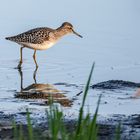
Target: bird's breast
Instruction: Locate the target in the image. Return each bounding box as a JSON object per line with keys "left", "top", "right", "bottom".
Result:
{"left": 20, "top": 41, "right": 56, "bottom": 50}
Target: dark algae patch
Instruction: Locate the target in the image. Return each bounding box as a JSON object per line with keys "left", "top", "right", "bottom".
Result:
{"left": 92, "top": 80, "right": 140, "bottom": 90}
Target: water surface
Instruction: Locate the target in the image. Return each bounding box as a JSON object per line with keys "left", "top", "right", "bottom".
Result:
{"left": 0, "top": 0, "right": 140, "bottom": 120}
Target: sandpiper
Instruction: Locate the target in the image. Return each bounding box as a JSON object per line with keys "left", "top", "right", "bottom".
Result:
{"left": 5, "top": 22, "right": 82, "bottom": 68}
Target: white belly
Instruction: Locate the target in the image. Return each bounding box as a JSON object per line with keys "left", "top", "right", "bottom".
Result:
{"left": 20, "top": 41, "right": 55, "bottom": 50}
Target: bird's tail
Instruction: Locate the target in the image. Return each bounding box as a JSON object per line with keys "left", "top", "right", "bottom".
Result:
{"left": 5, "top": 36, "right": 14, "bottom": 41}
{"left": 5, "top": 37, "right": 10, "bottom": 40}
{"left": 5, "top": 36, "right": 17, "bottom": 42}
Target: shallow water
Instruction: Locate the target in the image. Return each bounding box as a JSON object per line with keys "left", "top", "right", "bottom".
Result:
{"left": 0, "top": 0, "right": 140, "bottom": 122}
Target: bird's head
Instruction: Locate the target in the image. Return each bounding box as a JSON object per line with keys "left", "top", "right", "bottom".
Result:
{"left": 61, "top": 22, "right": 83, "bottom": 38}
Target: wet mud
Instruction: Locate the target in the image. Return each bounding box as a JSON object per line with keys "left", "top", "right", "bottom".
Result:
{"left": 92, "top": 80, "right": 140, "bottom": 90}
{"left": 0, "top": 113, "right": 140, "bottom": 140}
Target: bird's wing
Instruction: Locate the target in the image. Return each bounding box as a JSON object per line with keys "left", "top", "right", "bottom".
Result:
{"left": 5, "top": 27, "right": 54, "bottom": 44}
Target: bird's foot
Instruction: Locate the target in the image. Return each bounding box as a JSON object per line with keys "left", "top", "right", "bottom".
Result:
{"left": 16, "top": 62, "right": 22, "bottom": 70}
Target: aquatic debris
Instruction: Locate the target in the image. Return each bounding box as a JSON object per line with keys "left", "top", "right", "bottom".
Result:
{"left": 92, "top": 80, "right": 140, "bottom": 90}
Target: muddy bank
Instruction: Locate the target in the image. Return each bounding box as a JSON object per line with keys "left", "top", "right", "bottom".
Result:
{"left": 92, "top": 80, "right": 140, "bottom": 90}
{"left": 0, "top": 112, "right": 140, "bottom": 140}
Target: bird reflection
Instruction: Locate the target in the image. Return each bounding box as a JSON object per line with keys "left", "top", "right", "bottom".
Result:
{"left": 16, "top": 68, "right": 72, "bottom": 107}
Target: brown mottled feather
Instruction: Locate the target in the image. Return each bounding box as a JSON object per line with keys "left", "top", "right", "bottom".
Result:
{"left": 5, "top": 27, "right": 54, "bottom": 44}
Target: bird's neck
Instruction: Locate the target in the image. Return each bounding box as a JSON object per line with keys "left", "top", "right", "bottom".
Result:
{"left": 55, "top": 26, "right": 69, "bottom": 39}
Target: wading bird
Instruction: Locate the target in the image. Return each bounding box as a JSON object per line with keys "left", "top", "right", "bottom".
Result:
{"left": 5, "top": 22, "right": 82, "bottom": 69}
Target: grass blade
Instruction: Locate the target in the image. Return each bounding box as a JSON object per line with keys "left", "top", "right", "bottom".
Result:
{"left": 89, "top": 94, "right": 102, "bottom": 140}
{"left": 19, "top": 123, "right": 24, "bottom": 140}
{"left": 12, "top": 120, "right": 18, "bottom": 140}
{"left": 115, "top": 123, "right": 121, "bottom": 140}
{"left": 26, "top": 108, "right": 33, "bottom": 140}
{"left": 75, "top": 62, "right": 95, "bottom": 138}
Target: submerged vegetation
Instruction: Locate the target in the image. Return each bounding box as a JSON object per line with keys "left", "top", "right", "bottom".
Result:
{"left": 13, "top": 63, "right": 121, "bottom": 140}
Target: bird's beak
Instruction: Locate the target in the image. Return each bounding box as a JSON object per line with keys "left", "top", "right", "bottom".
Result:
{"left": 72, "top": 29, "right": 83, "bottom": 38}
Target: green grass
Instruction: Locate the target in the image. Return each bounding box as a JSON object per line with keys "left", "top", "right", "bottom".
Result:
{"left": 115, "top": 123, "right": 121, "bottom": 140}
{"left": 26, "top": 108, "right": 33, "bottom": 140}
{"left": 13, "top": 63, "right": 121, "bottom": 140}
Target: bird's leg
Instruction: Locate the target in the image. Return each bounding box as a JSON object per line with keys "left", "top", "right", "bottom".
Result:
{"left": 33, "top": 67, "right": 38, "bottom": 84}
{"left": 18, "top": 68, "right": 23, "bottom": 91}
{"left": 18, "top": 46, "right": 24, "bottom": 69}
{"left": 33, "top": 50, "right": 38, "bottom": 68}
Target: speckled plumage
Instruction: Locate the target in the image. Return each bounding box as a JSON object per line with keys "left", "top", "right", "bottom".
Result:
{"left": 6, "top": 27, "right": 53, "bottom": 44}
{"left": 5, "top": 22, "right": 82, "bottom": 68}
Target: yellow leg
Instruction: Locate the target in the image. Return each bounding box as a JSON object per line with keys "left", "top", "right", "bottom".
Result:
{"left": 18, "top": 47, "right": 24, "bottom": 69}
{"left": 33, "top": 50, "right": 38, "bottom": 68}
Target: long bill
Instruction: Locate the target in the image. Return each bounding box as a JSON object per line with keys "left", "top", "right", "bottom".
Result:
{"left": 72, "top": 29, "right": 83, "bottom": 38}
